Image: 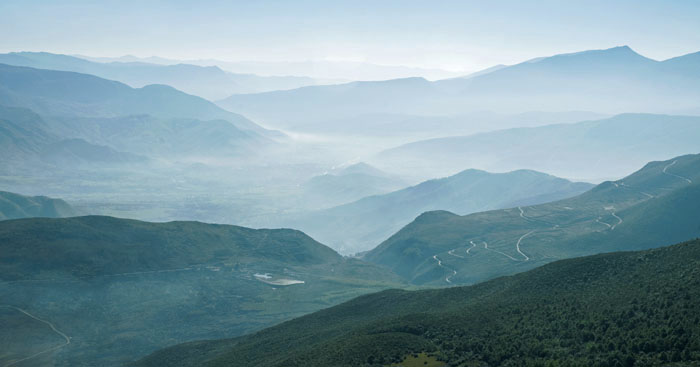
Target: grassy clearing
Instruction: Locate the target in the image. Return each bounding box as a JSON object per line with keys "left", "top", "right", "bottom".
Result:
{"left": 389, "top": 352, "right": 445, "bottom": 367}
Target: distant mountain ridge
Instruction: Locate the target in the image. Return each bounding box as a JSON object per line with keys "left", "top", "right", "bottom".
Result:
{"left": 217, "top": 46, "right": 700, "bottom": 131}
{"left": 269, "top": 169, "right": 593, "bottom": 254}
{"left": 0, "top": 64, "right": 276, "bottom": 165}
{"left": 0, "top": 63, "right": 268, "bottom": 135}
{"left": 371, "top": 113, "right": 700, "bottom": 181}
{"left": 76, "top": 54, "right": 462, "bottom": 80}
{"left": 0, "top": 52, "right": 324, "bottom": 100}
{"left": 0, "top": 105, "right": 148, "bottom": 167}
{"left": 0, "top": 190, "right": 78, "bottom": 220}
{"left": 296, "top": 163, "right": 409, "bottom": 210}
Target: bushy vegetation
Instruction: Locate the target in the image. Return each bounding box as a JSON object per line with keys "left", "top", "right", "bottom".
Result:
{"left": 135, "top": 239, "right": 700, "bottom": 367}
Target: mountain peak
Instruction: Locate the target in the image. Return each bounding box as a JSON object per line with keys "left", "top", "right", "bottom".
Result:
{"left": 562, "top": 45, "right": 644, "bottom": 59}
{"left": 525, "top": 45, "right": 650, "bottom": 66}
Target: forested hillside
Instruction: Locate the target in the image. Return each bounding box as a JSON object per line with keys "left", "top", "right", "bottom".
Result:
{"left": 135, "top": 239, "right": 700, "bottom": 367}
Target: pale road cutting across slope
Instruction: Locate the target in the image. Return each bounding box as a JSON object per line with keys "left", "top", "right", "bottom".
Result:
{"left": 448, "top": 248, "right": 465, "bottom": 258}
{"left": 596, "top": 216, "right": 613, "bottom": 230}
{"left": 515, "top": 230, "right": 535, "bottom": 261}
{"left": 482, "top": 241, "right": 521, "bottom": 262}
{"left": 467, "top": 240, "right": 477, "bottom": 255}
{"left": 1, "top": 306, "right": 71, "bottom": 367}
{"left": 432, "top": 255, "right": 457, "bottom": 284}
{"left": 663, "top": 160, "right": 693, "bottom": 184}
{"left": 610, "top": 211, "right": 623, "bottom": 230}
{"left": 619, "top": 182, "right": 655, "bottom": 199}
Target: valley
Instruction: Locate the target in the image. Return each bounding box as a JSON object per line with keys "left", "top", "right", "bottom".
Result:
{"left": 2, "top": 8, "right": 700, "bottom": 365}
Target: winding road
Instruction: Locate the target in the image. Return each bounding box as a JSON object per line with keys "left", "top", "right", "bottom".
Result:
{"left": 619, "top": 182, "right": 655, "bottom": 199}
{"left": 610, "top": 211, "right": 623, "bottom": 230}
{"left": 663, "top": 160, "right": 692, "bottom": 184}
{"left": 515, "top": 231, "right": 535, "bottom": 261}
{"left": 1, "top": 306, "right": 71, "bottom": 367}
{"left": 432, "top": 255, "right": 457, "bottom": 284}
{"left": 518, "top": 206, "right": 526, "bottom": 218}
{"left": 596, "top": 216, "right": 612, "bottom": 230}
{"left": 482, "top": 241, "right": 520, "bottom": 262}
{"left": 467, "top": 241, "right": 477, "bottom": 255}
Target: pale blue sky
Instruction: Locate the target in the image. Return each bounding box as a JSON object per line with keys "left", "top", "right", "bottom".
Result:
{"left": 2, "top": 0, "right": 699, "bottom": 72}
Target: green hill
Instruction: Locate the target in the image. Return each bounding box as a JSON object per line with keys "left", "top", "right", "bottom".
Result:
{"left": 364, "top": 154, "right": 700, "bottom": 285}
{"left": 0, "top": 216, "right": 403, "bottom": 366}
{"left": 0, "top": 190, "right": 78, "bottom": 220}
{"left": 273, "top": 169, "right": 592, "bottom": 254}
{"left": 134, "top": 239, "right": 700, "bottom": 367}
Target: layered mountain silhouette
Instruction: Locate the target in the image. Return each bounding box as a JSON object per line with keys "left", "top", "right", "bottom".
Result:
{"left": 270, "top": 169, "right": 592, "bottom": 254}
{"left": 0, "top": 105, "right": 147, "bottom": 167}
{"left": 0, "top": 190, "right": 78, "bottom": 220}
{"left": 0, "top": 63, "right": 268, "bottom": 134}
{"left": 298, "top": 163, "right": 408, "bottom": 210}
{"left": 0, "top": 64, "right": 275, "bottom": 165}
{"left": 365, "top": 153, "right": 700, "bottom": 285}
{"left": 371, "top": 113, "right": 700, "bottom": 181}
{"left": 217, "top": 46, "right": 700, "bottom": 130}
{"left": 0, "top": 52, "right": 322, "bottom": 100}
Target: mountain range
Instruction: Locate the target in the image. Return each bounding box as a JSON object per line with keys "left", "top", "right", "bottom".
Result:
{"left": 371, "top": 113, "right": 700, "bottom": 182}
{"left": 77, "top": 54, "right": 462, "bottom": 81}
{"left": 0, "top": 63, "right": 275, "bottom": 168}
{"left": 0, "top": 105, "right": 148, "bottom": 168}
{"left": 296, "top": 163, "right": 409, "bottom": 210}
{"left": 365, "top": 153, "right": 700, "bottom": 285}
{"left": 264, "top": 169, "right": 593, "bottom": 254}
{"left": 217, "top": 46, "right": 700, "bottom": 132}
{"left": 0, "top": 62, "right": 266, "bottom": 134}
{"left": 0, "top": 52, "right": 326, "bottom": 100}
{"left": 0, "top": 190, "right": 78, "bottom": 220}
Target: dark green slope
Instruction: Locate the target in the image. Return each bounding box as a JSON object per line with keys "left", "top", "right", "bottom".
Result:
{"left": 0, "top": 190, "right": 78, "bottom": 220}
{"left": 365, "top": 154, "right": 700, "bottom": 285}
{"left": 0, "top": 216, "right": 403, "bottom": 366}
{"left": 135, "top": 239, "right": 700, "bottom": 367}
{"left": 0, "top": 215, "right": 341, "bottom": 280}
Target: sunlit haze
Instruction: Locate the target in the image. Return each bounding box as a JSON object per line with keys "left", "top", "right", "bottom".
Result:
{"left": 2, "top": 0, "right": 700, "bottom": 78}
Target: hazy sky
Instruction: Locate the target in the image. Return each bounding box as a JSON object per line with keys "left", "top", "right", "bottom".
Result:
{"left": 2, "top": 0, "right": 700, "bottom": 73}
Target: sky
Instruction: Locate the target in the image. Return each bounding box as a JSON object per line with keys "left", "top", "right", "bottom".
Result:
{"left": 2, "top": 0, "right": 700, "bottom": 74}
